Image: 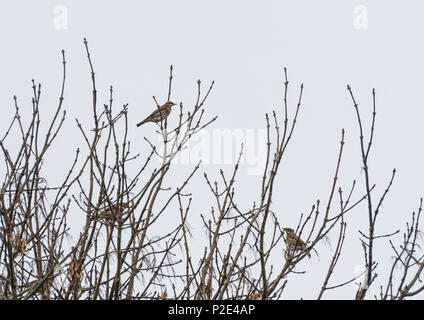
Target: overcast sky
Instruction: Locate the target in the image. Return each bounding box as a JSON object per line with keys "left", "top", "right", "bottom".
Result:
{"left": 1, "top": 0, "right": 423, "bottom": 299}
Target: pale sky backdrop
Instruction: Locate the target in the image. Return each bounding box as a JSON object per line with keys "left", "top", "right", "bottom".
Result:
{"left": 1, "top": 0, "right": 423, "bottom": 299}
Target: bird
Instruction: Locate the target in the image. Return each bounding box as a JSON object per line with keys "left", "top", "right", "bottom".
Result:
{"left": 136, "top": 101, "right": 177, "bottom": 127}
{"left": 91, "top": 202, "right": 130, "bottom": 225}
{"left": 283, "top": 228, "right": 311, "bottom": 258}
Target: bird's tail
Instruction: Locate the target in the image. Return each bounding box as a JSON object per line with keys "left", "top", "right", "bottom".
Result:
{"left": 306, "top": 247, "right": 319, "bottom": 259}
{"left": 136, "top": 119, "right": 148, "bottom": 127}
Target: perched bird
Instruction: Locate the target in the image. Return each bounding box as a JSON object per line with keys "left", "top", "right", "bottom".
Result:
{"left": 136, "top": 101, "right": 177, "bottom": 127}
{"left": 92, "top": 202, "right": 129, "bottom": 225}
{"left": 283, "top": 228, "right": 311, "bottom": 258}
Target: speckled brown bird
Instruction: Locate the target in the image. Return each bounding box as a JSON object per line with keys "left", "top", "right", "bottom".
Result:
{"left": 136, "top": 101, "right": 177, "bottom": 127}
{"left": 93, "top": 202, "right": 129, "bottom": 225}
{"left": 283, "top": 228, "right": 311, "bottom": 258}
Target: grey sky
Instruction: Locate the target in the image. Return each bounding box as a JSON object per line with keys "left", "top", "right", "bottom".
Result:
{"left": 0, "top": 1, "right": 423, "bottom": 299}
